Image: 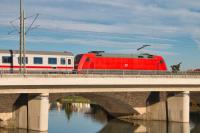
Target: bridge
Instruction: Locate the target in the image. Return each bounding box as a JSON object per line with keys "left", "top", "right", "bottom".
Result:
{"left": 0, "top": 73, "right": 200, "bottom": 131}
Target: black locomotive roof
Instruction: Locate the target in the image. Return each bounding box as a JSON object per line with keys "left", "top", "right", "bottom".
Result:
{"left": 89, "top": 51, "right": 154, "bottom": 58}
{"left": 0, "top": 50, "right": 73, "bottom": 56}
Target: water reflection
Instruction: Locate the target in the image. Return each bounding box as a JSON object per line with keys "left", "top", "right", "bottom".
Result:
{"left": 137, "top": 121, "right": 190, "bottom": 133}
{"left": 1, "top": 102, "right": 200, "bottom": 133}
{"left": 98, "top": 120, "right": 191, "bottom": 133}
{"left": 50, "top": 102, "right": 109, "bottom": 124}
{"left": 191, "top": 112, "right": 200, "bottom": 133}
{"left": 98, "top": 119, "right": 139, "bottom": 133}
{"left": 192, "top": 123, "right": 200, "bottom": 133}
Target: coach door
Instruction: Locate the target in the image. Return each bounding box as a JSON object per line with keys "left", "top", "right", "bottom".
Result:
{"left": 67, "top": 58, "right": 72, "bottom": 69}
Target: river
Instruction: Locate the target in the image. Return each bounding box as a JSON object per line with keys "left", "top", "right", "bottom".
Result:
{"left": 0, "top": 102, "right": 200, "bottom": 133}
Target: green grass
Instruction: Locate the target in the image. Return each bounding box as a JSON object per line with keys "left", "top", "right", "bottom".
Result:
{"left": 59, "top": 96, "right": 92, "bottom": 103}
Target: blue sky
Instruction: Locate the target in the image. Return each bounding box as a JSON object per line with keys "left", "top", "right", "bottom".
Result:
{"left": 0, "top": 0, "right": 200, "bottom": 70}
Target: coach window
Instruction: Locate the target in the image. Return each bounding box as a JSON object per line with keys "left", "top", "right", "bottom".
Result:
{"left": 34, "top": 57, "right": 43, "bottom": 64}
{"left": 18, "top": 57, "right": 28, "bottom": 64}
{"left": 2, "top": 56, "right": 12, "bottom": 63}
{"left": 68, "top": 59, "right": 72, "bottom": 65}
{"left": 60, "top": 58, "right": 65, "bottom": 65}
{"left": 48, "top": 58, "right": 57, "bottom": 64}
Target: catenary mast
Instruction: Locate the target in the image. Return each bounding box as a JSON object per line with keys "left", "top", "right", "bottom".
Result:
{"left": 9, "top": 0, "right": 38, "bottom": 73}
{"left": 19, "top": 0, "right": 26, "bottom": 74}
{"left": 19, "top": 0, "right": 23, "bottom": 73}
{"left": 23, "top": 10, "right": 26, "bottom": 73}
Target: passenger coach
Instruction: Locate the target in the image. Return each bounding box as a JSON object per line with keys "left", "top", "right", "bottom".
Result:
{"left": 0, "top": 50, "right": 74, "bottom": 73}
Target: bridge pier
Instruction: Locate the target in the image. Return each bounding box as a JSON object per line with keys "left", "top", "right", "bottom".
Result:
{"left": 28, "top": 93, "right": 49, "bottom": 131}
{"left": 145, "top": 91, "right": 190, "bottom": 123}
{"left": 14, "top": 93, "right": 49, "bottom": 131}
{"left": 146, "top": 100, "right": 167, "bottom": 121}
{"left": 167, "top": 91, "right": 190, "bottom": 123}
{"left": 17, "top": 103, "right": 28, "bottom": 129}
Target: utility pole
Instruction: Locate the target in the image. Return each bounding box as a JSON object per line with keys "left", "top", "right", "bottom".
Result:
{"left": 19, "top": 0, "right": 26, "bottom": 74}
{"left": 10, "top": 0, "right": 39, "bottom": 74}
{"left": 22, "top": 10, "right": 26, "bottom": 73}
{"left": 19, "top": 0, "right": 23, "bottom": 73}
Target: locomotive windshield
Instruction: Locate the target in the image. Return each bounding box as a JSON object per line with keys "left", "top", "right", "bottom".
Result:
{"left": 75, "top": 54, "right": 83, "bottom": 64}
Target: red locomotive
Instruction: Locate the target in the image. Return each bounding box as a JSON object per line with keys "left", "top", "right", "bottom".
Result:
{"left": 75, "top": 51, "right": 167, "bottom": 71}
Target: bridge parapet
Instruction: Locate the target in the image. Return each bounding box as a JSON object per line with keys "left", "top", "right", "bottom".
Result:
{"left": 0, "top": 73, "right": 200, "bottom": 78}
{"left": 1, "top": 69, "right": 200, "bottom": 77}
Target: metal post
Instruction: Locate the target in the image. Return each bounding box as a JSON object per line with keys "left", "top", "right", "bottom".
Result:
{"left": 19, "top": 0, "right": 23, "bottom": 73}
{"left": 23, "top": 10, "right": 26, "bottom": 74}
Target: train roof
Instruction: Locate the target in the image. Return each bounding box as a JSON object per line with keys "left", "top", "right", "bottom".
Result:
{"left": 0, "top": 50, "right": 73, "bottom": 56}
{"left": 88, "top": 51, "right": 155, "bottom": 59}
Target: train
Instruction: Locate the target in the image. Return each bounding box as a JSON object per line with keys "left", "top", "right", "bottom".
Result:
{"left": 0, "top": 50, "right": 74, "bottom": 73}
{"left": 75, "top": 51, "right": 167, "bottom": 71}
{"left": 0, "top": 50, "right": 167, "bottom": 73}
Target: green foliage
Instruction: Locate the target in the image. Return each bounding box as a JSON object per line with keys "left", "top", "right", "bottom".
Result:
{"left": 60, "top": 96, "right": 92, "bottom": 103}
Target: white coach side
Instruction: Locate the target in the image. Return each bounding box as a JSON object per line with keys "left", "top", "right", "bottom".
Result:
{"left": 0, "top": 50, "right": 74, "bottom": 73}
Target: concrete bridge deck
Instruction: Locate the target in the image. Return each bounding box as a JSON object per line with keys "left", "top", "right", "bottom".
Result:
{"left": 0, "top": 74, "right": 199, "bottom": 93}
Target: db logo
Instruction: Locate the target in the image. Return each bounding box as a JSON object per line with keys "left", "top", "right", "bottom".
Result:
{"left": 124, "top": 64, "right": 128, "bottom": 67}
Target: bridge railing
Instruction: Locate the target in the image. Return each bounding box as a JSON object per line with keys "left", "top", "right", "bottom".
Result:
{"left": 0, "top": 69, "right": 200, "bottom": 78}
{"left": 75, "top": 69, "right": 200, "bottom": 75}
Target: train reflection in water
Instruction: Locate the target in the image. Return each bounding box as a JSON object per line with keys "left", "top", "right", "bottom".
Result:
{"left": 1, "top": 102, "right": 200, "bottom": 133}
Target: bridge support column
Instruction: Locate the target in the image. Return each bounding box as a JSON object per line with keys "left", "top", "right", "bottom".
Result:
{"left": 146, "top": 101, "right": 167, "bottom": 121}
{"left": 28, "top": 93, "right": 49, "bottom": 131}
{"left": 145, "top": 92, "right": 167, "bottom": 121}
{"left": 13, "top": 94, "right": 28, "bottom": 129}
{"left": 17, "top": 104, "right": 28, "bottom": 129}
{"left": 167, "top": 91, "right": 190, "bottom": 123}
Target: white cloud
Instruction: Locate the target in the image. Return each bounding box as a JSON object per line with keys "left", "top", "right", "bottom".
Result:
{"left": 0, "top": 35, "right": 172, "bottom": 50}
{"left": 1, "top": 0, "right": 200, "bottom": 49}
{"left": 194, "top": 39, "right": 200, "bottom": 49}
{"left": 1, "top": 1, "right": 200, "bottom": 32}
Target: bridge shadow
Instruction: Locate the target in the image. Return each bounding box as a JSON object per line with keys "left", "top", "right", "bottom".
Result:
{"left": 146, "top": 92, "right": 160, "bottom": 105}
{"left": 14, "top": 94, "right": 28, "bottom": 110}
{"left": 98, "top": 119, "right": 191, "bottom": 133}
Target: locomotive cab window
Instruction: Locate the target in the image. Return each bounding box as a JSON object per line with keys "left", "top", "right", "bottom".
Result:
{"left": 148, "top": 55, "right": 153, "bottom": 58}
{"left": 2, "top": 56, "right": 12, "bottom": 63}
{"left": 48, "top": 58, "right": 57, "bottom": 64}
{"left": 75, "top": 54, "right": 83, "bottom": 64}
{"left": 138, "top": 56, "right": 144, "bottom": 58}
{"left": 68, "top": 59, "right": 72, "bottom": 65}
{"left": 34, "top": 57, "right": 43, "bottom": 64}
{"left": 86, "top": 57, "right": 90, "bottom": 62}
{"left": 18, "top": 57, "right": 28, "bottom": 64}
{"left": 60, "top": 58, "right": 65, "bottom": 65}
